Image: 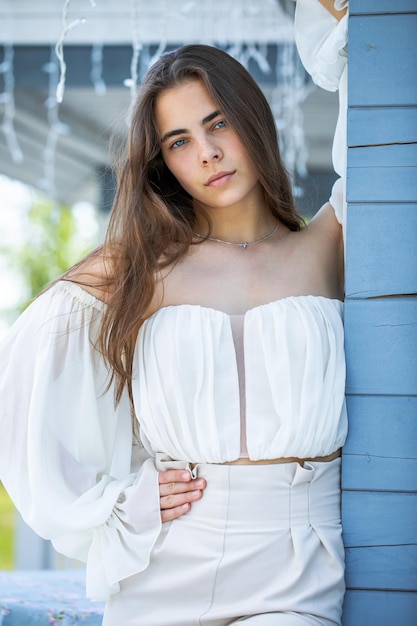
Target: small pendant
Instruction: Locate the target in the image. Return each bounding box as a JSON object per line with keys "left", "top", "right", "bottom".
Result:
{"left": 242, "top": 242, "right": 248, "bottom": 250}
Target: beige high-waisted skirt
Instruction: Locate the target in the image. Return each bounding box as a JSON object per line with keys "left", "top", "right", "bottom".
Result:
{"left": 103, "top": 458, "right": 345, "bottom": 626}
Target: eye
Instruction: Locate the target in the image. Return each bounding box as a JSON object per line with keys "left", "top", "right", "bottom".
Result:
{"left": 214, "top": 119, "right": 226, "bottom": 130}
{"left": 170, "top": 138, "right": 187, "bottom": 149}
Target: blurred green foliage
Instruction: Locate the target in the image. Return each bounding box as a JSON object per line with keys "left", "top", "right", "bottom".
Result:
{"left": 0, "top": 482, "right": 14, "bottom": 569}
{"left": 3, "top": 196, "right": 97, "bottom": 311}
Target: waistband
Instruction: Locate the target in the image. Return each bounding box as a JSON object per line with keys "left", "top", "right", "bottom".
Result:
{"left": 155, "top": 454, "right": 342, "bottom": 527}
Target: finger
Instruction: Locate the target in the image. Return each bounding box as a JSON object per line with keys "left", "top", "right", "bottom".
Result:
{"left": 160, "top": 488, "right": 203, "bottom": 511}
{"left": 159, "top": 477, "right": 206, "bottom": 498}
{"left": 161, "top": 502, "right": 191, "bottom": 523}
{"left": 158, "top": 469, "right": 192, "bottom": 485}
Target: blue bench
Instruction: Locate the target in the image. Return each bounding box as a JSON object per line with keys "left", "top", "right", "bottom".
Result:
{"left": 0, "top": 570, "right": 104, "bottom": 625}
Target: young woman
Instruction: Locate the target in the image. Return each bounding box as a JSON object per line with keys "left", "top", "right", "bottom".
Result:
{"left": 0, "top": 7, "right": 348, "bottom": 624}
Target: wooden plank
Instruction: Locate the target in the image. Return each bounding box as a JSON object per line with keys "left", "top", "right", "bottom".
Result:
{"left": 347, "top": 167, "right": 417, "bottom": 202}
{"left": 343, "top": 394, "right": 417, "bottom": 491}
{"left": 345, "top": 545, "right": 417, "bottom": 590}
{"left": 344, "top": 396, "right": 417, "bottom": 457}
{"left": 348, "top": 143, "right": 417, "bottom": 167}
{"left": 343, "top": 456, "right": 417, "bottom": 493}
{"left": 347, "top": 166, "right": 417, "bottom": 203}
{"left": 344, "top": 299, "right": 417, "bottom": 396}
{"left": 342, "top": 492, "right": 417, "bottom": 547}
{"left": 348, "top": 107, "right": 417, "bottom": 147}
{"left": 350, "top": 0, "right": 417, "bottom": 14}
{"left": 349, "top": 14, "right": 417, "bottom": 107}
{"left": 345, "top": 204, "right": 417, "bottom": 298}
{"left": 347, "top": 144, "right": 417, "bottom": 202}
{"left": 343, "top": 590, "right": 417, "bottom": 626}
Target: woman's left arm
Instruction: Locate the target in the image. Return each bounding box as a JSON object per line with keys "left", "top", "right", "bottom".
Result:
{"left": 316, "top": 0, "right": 347, "bottom": 21}
{"left": 294, "top": 0, "right": 349, "bottom": 240}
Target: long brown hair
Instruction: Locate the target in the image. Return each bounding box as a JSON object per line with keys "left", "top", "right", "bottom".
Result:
{"left": 71, "top": 44, "right": 303, "bottom": 404}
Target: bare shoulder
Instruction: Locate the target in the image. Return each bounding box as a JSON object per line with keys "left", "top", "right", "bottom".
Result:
{"left": 65, "top": 246, "right": 115, "bottom": 304}
{"left": 305, "top": 201, "right": 343, "bottom": 247}
{"left": 293, "top": 202, "right": 344, "bottom": 299}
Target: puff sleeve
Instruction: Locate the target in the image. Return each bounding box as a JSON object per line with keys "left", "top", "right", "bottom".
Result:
{"left": 0, "top": 281, "right": 162, "bottom": 601}
{"left": 293, "top": 0, "right": 348, "bottom": 232}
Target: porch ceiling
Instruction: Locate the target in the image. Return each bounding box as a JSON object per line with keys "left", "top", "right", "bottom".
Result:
{"left": 0, "top": 1, "right": 338, "bottom": 207}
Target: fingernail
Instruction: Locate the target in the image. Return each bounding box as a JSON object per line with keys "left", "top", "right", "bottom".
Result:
{"left": 182, "top": 472, "right": 191, "bottom": 480}
{"left": 190, "top": 490, "right": 201, "bottom": 497}
{"left": 181, "top": 503, "right": 190, "bottom": 510}
{"left": 195, "top": 479, "right": 204, "bottom": 487}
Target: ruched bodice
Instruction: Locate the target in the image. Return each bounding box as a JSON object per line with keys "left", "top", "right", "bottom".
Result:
{"left": 133, "top": 295, "right": 347, "bottom": 463}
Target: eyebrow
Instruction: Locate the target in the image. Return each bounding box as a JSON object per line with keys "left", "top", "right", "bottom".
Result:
{"left": 160, "top": 109, "right": 221, "bottom": 143}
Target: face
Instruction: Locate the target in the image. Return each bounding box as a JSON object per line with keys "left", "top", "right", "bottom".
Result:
{"left": 154, "top": 79, "right": 264, "bottom": 214}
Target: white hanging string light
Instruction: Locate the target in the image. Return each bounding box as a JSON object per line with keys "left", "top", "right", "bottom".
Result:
{"left": 91, "top": 43, "right": 107, "bottom": 96}
{"left": 272, "top": 40, "right": 313, "bottom": 197}
{"left": 39, "top": 0, "right": 98, "bottom": 197}
{"left": 0, "top": 43, "right": 23, "bottom": 163}
{"left": 124, "top": 0, "right": 142, "bottom": 113}
{"left": 147, "top": 0, "right": 168, "bottom": 67}
{"left": 148, "top": 39, "right": 167, "bottom": 70}
{"left": 39, "top": 49, "right": 70, "bottom": 198}
{"left": 55, "top": 0, "right": 89, "bottom": 104}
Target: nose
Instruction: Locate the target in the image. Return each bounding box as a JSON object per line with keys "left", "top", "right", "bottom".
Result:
{"left": 199, "top": 137, "right": 223, "bottom": 165}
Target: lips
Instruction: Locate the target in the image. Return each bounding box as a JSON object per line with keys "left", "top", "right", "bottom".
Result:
{"left": 205, "top": 171, "right": 235, "bottom": 187}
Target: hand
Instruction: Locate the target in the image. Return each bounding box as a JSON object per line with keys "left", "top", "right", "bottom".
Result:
{"left": 158, "top": 469, "right": 206, "bottom": 522}
{"left": 317, "top": 0, "right": 347, "bottom": 21}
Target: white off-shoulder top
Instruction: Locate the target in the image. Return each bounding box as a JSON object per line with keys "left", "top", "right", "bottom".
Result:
{"left": 135, "top": 298, "right": 347, "bottom": 463}
{"left": 0, "top": 282, "right": 347, "bottom": 602}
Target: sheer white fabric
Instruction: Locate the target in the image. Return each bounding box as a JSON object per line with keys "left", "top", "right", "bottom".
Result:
{"left": 293, "top": 0, "right": 349, "bottom": 230}
{"left": 134, "top": 296, "right": 347, "bottom": 463}
{"left": 0, "top": 282, "right": 161, "bottom": 601}
{"left": 294, "top": 0, "right": 348, "bottom": 93}
{"left": 230, "top": 315, "right": 248, "bottom": 458}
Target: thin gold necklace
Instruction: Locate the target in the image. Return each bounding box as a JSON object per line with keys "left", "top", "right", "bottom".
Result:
{"left": 194, "top": 223, "right": 279, "bottom": 250}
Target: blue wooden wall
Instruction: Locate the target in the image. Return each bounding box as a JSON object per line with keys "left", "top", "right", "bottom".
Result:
{"left": 342, "top": 1, "right": 417, "bottom": 623}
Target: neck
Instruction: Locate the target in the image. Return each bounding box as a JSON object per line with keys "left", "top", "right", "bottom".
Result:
{"left": 194, "top": 222, "right": 279, "bottom": 250}
{"left": 193, "top": 181, "right": 276, "bottom": 241}
{"left": 194, "top": 205, "right": 276, "bottom": 244}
